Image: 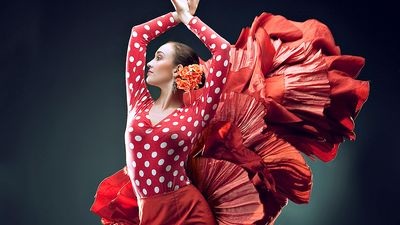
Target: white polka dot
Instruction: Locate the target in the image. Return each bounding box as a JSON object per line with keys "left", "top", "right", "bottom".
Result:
{"left": 146, "top": 179, "right": 152, "bottom": 185}
{"left": 221, "top": 43, "right": 228, "bottom": 49}
{"left": 174, "top": 185, "right": 179, "bottom": 191}
{"left": 159, "top": 176, "right": 165, "bottom": 183}
{"left": 192, "top": 18, "right": 197, "bottom": 24}
{"left": 132, "top": 31, "right": 138, "bottom": 37}
{"left": 129, "top": 143, "right": 134, "bottom": 149}
{"left": 187, "top": 117, "right": 192, "bottom": 122}
{"left": 132, "top": 161, "right": 136, "bottom": 167}
{"left": 153, "top": 135, "right": 159, "bottom": 141}
{"left": 202, "top": 121, "right": 206, "bottom": 127}
{"left": 216, "top": 55, "right": 221, "bottom": 61}
{"left": 158, "top": 159, "right": 165, "bottom": 165}
{"left": 166, "top": 165, "right": 171, "bottom": 171}
{"left": 194, "top": 121, "right": 199, "bottom": 127}
{"left": 214, "top": 87, "right": 221, "bottom": 94}
{"left": 160, "top": 142, "right": 167, "bottom": 148}
{"left": 201, "top": 109, "right": 205, "bottom": 116}
{"left": 187, "top": 131, "right": 192, "bottom": 136}
{"left": 201, "top": 26, "right": 206, "bottom": 31}
{"left": 134, "top": 42, "right": 140, "bottom": 48}
{"left": 144, "top": 161, "right": 150, "bottom": 167}
{"left": 151, "top": 169, "right": 156, "bottom": 176}
{"left": 180, "top": 126, "right": 186, "bottom": 131}
{"left": 136, "top": 60, "right": 142, "bottom": 66}
{"left": 138, "top": 122, "right": 144, "bottom": 127}
{"left": 167, "top": 181, "right": 173, "bottom": 188}
{"left": 172, "top": 121, "right": 179, "bottom": 125}
{"left": 137, "top": 152, "right": 142, "bottom": 158}
{"left": 168, "top": 149, "right": 175, "bottom": 155}
{"left": 169, "top": 17, "right": 175, "bottom": 23}
{"left": 183, "top": 146, "right": 188, "bottom": 152}
{"left": 143, "top": 188, "right": 147, "bottom": 195}
{"left": 211, "top": 34, "right": 217, "bottom": 39}
{"left": 135, "top": 135, "right": 142, "bottom": 141}
{"left": 155, "top": 30, "right": 160, "bottom": 35}
{"left": 135, "top": 179, "right": 140, "bottom": 186}
{"left": 180, "top": 161, "right": 185, "bottom": 167}
{"left": 154, "top": 186, "right": 160, "bottom": 193}
{"left": 171, "top": 133, "right": 178, "bottom": 139}
{"left": 210, "top": 68, "right": 213, "bottom": 73}
{"left": 213, "top": 103, "right": 218, "bottom": 110}
{"left": 180, "top": 175, "right": 184, "bottom": 181}
{"left": 129, "top": 56, "right": 134, "bottom": 62}
{"left": 174, "top": 155, "right": 179, "bottom": 161}
{"left": 224, "top": 60, "right": 229, "bottom": 66}
{"left": 143, "top": 34, "right": 148, "bottom": 40}
{"left": 157, "top": 20, "right": 163, "bottom": 27}
{"left": 204, "top": 114, "right": 209, "bottom": 121}
{"left": 143, "top": 143, "right": 150, "bottom": 150}
{"left": 207, "top": 96, "right": 213, "bottom": 103}
{"left": 178, "top": 140, "right": 184, "bottom": 146}
{"left": 145, "top": 128, "right": 153, "bottom": 134}
{"left": 151, "top": 152, "right": 157, "bottom": 158}
{"left": 216, "top": 71, "right": 222, "bottom": 77}
{"left": 139, "top": 170, "right": 144, "bottom": 177}
{"left": 210, "top": 43, "right": 216, "bottom": 49}
{"left": 162, "top": 127, "right": 170, "bottom": 132}
{"left": 144, "top": 25, "right": 150, "bottom": 30}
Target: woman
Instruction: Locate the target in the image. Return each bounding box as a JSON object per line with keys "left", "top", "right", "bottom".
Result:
{"left": 124, "top": 0, "right": 227, "bottom": 223}
{"left": 91, "top": 0, "right": 370, "bottom": 224}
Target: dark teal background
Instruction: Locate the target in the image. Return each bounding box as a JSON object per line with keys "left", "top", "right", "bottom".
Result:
{"left": 1, "top": 0, "right": 397, "bottom": 224}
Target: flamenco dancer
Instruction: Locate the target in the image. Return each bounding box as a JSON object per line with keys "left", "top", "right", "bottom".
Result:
{"left": 90, "top": 0, "right": 371, "bottom": 224}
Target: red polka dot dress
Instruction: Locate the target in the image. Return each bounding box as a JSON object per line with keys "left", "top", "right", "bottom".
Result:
{"left": 90, "top": 10, "right": 370, "bottom": 225}
{"left": 124, "top": 12, "right": 230, "bottom": 199}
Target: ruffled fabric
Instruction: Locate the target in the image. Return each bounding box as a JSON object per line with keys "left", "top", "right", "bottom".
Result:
{"left": 90, "top": 11, "right": 370, "bottom": 225}
{"left": 90, "top": 167, "right": 139, "bottom": 225}
{"left": 190, "top": 11, "right": 369, "bottom": 224}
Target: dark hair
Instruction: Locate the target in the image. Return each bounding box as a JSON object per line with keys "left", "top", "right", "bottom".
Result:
{"left": 167, "top": 41, "right": 206, "bottom": 89}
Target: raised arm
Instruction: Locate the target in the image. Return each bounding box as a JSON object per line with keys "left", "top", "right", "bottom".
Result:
{"left": 184, "top": 15, "right": 230, "bottom": 126}
{"left": 126, "top": 12, "right": 180, "bottom": 112}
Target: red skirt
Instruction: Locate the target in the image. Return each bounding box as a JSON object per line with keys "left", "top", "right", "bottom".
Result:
{"left": 90, "top": 10, "right": 370, "bottom": 225}
{"left": 137, "top": 184, "right": 217, "bottom": 225}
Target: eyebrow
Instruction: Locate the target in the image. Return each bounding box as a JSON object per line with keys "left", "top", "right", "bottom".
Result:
{"left": 155, "top": 51, "right": 165, "bottom": 55}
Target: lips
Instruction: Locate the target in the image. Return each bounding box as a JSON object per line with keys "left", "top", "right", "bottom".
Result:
{"left": 148, "top": 70, "right": 153, "bottom": 75}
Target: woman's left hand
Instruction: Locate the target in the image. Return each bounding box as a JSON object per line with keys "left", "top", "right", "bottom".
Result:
{"left": 188, "top": 0, "right": 200, "bottom": 16}
{"left": 170, "top": 0, "right": 190, "bottom": 15}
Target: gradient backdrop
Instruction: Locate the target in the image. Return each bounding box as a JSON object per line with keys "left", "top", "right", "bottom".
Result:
{"left": 1, "top": 0, "right": 398, "bottom": 224}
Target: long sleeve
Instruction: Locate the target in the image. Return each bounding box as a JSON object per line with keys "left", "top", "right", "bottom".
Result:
{"left": 185, "top": 16, "right": 230, "bottom": 126}
{"left": 126, "top": 12, "right": 180, "bottom": 111}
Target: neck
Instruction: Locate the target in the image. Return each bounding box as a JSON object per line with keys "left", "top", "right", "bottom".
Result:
{"left": 155, "top": 85, "right": 184, "bottom": 110}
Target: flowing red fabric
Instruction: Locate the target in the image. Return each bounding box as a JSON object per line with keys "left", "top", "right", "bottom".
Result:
{"left": 90, "top": 11, "right": 370, "bottom": 225}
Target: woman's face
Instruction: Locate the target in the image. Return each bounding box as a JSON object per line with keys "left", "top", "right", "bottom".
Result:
{"left": 146, "top": 43, "right": 180, "bottom": 87}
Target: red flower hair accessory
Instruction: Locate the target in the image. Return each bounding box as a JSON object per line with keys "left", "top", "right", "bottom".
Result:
{"left": 175, "top": 64, "right": 204, "bottom": 92}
